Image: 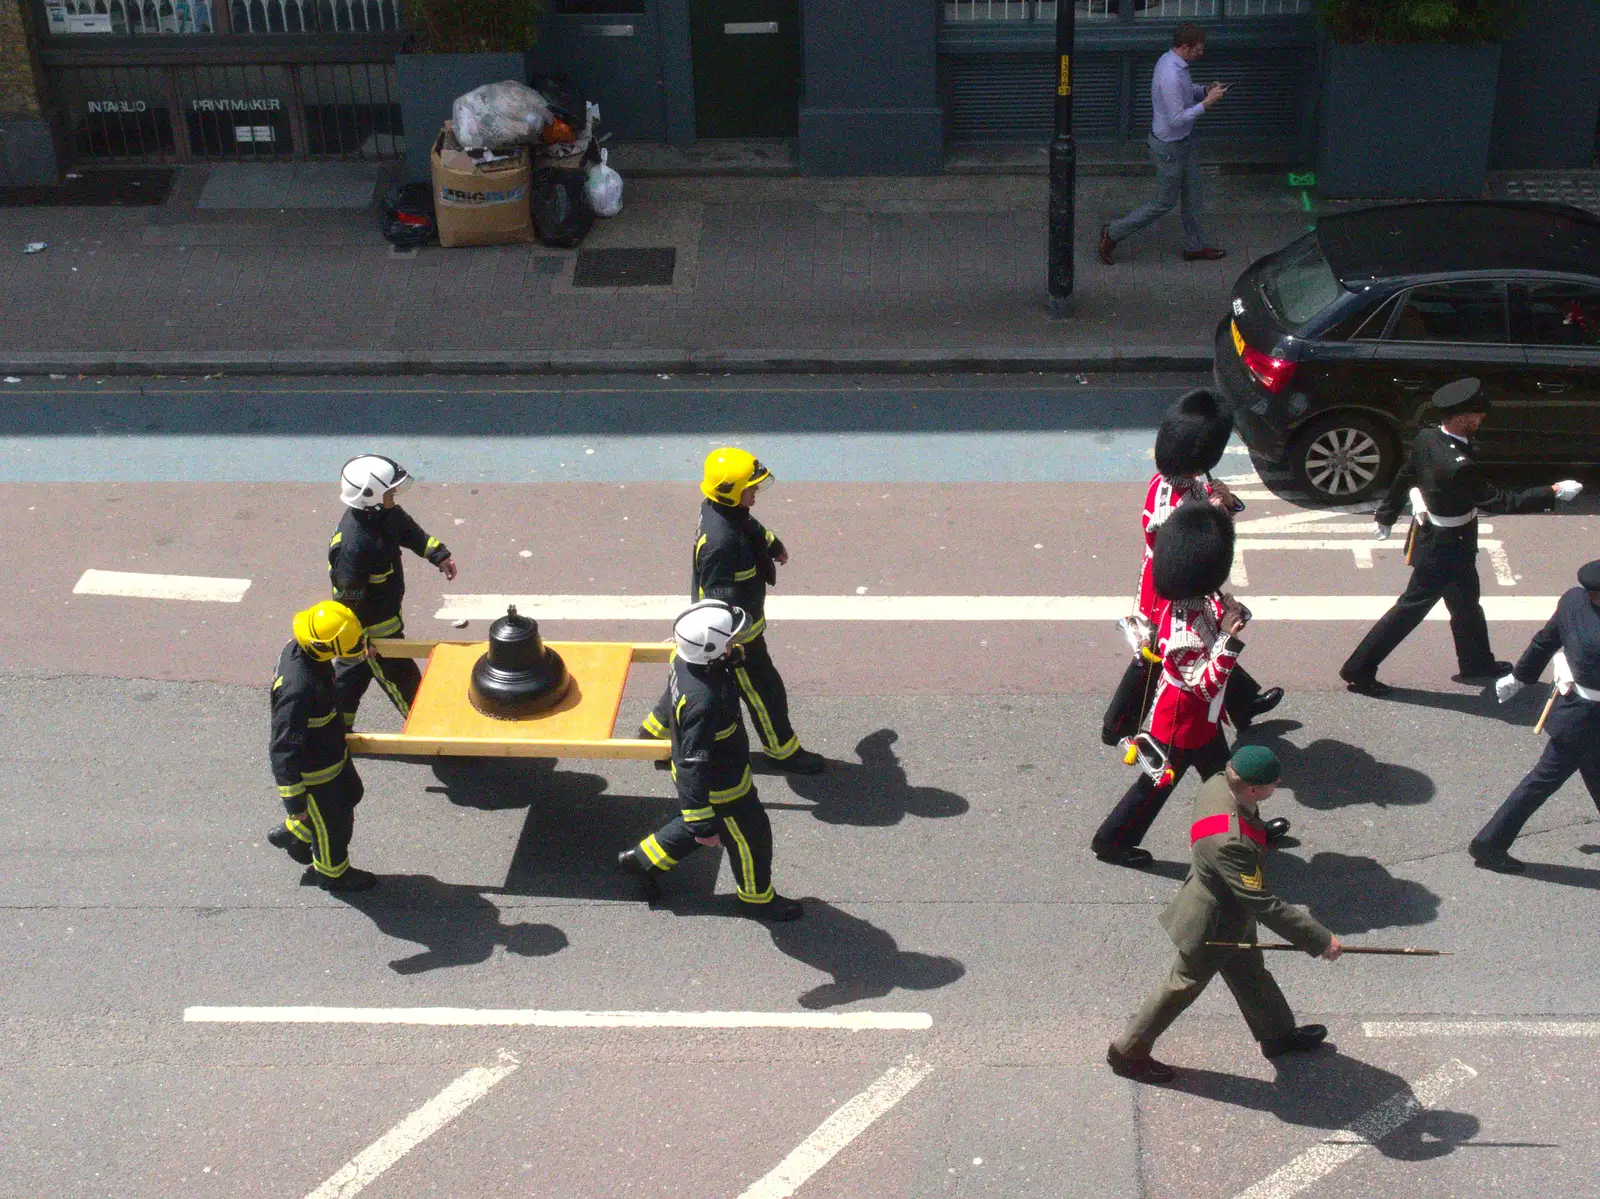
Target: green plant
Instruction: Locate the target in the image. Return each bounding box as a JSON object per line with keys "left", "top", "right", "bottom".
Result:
{"left": 1317, "top": 0, "right": 1514, "bottom": 43}
{"left": 402, "top": 0, "right": 543, "bottom": 52}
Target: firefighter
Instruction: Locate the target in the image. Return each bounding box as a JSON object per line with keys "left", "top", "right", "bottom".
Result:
{"left": 620, "top": 600, "right": 804, "bottom": 922}
{"left": 640, "top": 448, "right": 824, "bottom": 774}
{"left": 328, "top": 454, "right": 457, "bottom": 724}
{"left": 267, "top": 601, "right": 377, "bottom": 892}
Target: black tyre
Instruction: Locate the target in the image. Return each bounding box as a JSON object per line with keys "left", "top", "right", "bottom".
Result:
{"left": 1290, "top": 412, "right": 1397, "bottom": 504}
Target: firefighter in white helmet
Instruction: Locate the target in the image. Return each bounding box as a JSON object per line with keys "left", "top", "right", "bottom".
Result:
{"left": 327, "top": 454, "right": 458, "bottom": 723}
{"left": 620, "top": 600, "right": 804, "bottom": 922}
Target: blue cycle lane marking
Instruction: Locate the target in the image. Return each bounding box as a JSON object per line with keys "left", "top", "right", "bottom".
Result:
{"left": 0, "top": 378, "right": 1203, "bottom": 484}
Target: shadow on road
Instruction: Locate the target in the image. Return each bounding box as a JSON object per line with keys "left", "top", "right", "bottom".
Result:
{"left": 330, "top": 873, "right": 569, "bottom": 975}
{"left": 1268, "top": 850, "right": 1441, "bottom": 934}
{"left": 1238, "top": 719, "right": 1436, "bottom": 810}
{"left": 760, "top": 728, "right": 970, "bottom": 826}
{"left": 765, "top": 899, "right": 966, "bottom": 1009}
{"left": 1168, "top": 1051, "right": 1480, "bottom": 1161}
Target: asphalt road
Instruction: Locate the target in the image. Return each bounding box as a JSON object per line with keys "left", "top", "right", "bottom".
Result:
{"left": 5, "top": 374, "right": 1600, "bottom": 1199}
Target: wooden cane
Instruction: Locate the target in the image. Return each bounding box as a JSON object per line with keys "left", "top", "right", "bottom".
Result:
{"left": 1207, "top": 942, "right": 1449, "bottom": 956}
{"left": 1534, "top": 686, "right": 1559, "bottom": 736}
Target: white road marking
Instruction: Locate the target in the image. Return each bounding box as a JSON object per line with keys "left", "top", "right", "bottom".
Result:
{"left": 736, "top": 1055, "right": 934, "bottom": 1199}
{"left": 1365, "top": 1020, "right": 1600, "bottom": 1038}
{"left": 73, "top": 568, "right": 251, "bottom": 603}
{"left": 304, "top": 1060, "right": 518, "bottom": 1199}
{"left": 1232, "top": 538, "right": 1515, "bottom": 586}
{"left": 184, "top": 1006, "right": 933, "bottom": 1031}
{"left": 1231, "top": 1059, "right": 1477, "bottom": 1199}
{"left": 434, "top": 594, "right": 1562, "bottom": 623}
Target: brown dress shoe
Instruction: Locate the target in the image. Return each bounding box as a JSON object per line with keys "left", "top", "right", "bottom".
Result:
{"left": 1107, "top": 1044, "right": 1176, "bottom": 1084}
{"left": 1182, "top": 247, "right": 1227, "bottom": 261}
{"left": 1098, "top": 224, "right": 1116, "bottom": 265}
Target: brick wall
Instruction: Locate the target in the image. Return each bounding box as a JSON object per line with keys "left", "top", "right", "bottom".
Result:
{"left": 1, "top": 0, "right": 45, "bottom": 120}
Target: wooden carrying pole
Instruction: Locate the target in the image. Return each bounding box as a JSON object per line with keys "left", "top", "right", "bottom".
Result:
{"left": 1207, "top": 941, "right": 1449, "bottom": 956}
{"left": 1534, "top": 686, "right": 1559, "bottom": 736}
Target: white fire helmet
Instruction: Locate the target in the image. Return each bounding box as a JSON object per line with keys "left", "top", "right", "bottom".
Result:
{"left": 672, "top": 599, "right": 749, "bottom": 665}
{"left": 340, "top": 454, "right": 413, "bottom": 509}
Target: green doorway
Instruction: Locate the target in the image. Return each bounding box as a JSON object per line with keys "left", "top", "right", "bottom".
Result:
{"left": 689, "top": 0, "right": 800, "bottom": 137}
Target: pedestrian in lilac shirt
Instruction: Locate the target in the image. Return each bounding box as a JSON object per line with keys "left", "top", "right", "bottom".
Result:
{"left": 1099, "top": 24, "right": 1230, "bottom": 265}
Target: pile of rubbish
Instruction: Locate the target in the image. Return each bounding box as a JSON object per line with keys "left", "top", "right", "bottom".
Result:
{"left": 383, "top": 72, "right": 624, "bottom": 251}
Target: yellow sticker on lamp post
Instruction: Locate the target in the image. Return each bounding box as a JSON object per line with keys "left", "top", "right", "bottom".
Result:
{"left": 1058, "top": 56, "right": 1071, "bottom": 96}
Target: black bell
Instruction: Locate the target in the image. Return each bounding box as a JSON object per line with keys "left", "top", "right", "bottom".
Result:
{"left": 468, "top": 605, "right": 571, "bottom": 718}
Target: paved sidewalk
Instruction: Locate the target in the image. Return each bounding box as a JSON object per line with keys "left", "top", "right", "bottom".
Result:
{"left": 0, "top": 171, "right": 1315, "bottom": 374}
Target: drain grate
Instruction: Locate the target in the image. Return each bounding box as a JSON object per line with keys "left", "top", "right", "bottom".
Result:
{"left": 574, "top": 247, "right": 677, "bottom": 287}
{"left": 1493, "top": 172, "right": 1600, "bottom": 217}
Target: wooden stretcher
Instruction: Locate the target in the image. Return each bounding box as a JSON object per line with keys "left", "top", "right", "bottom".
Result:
{"left": 345, "top": 638, "right": 672, "bottom": 761}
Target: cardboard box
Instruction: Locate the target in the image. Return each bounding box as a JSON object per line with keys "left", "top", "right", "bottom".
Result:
{"left": 431, "top": 122, "right": 535, "bottom": 248}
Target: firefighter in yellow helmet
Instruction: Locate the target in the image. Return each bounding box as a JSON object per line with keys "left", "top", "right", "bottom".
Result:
{"left": 640, "top": 448, "right": 825, "bottom": 774}
{"left": 267, "top": 601, "right": 378, "bottom": 892}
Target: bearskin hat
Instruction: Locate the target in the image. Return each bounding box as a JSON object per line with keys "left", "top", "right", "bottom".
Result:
{"left": 1153, "top": 501, "right": 1235, "bottom": 602}
{"left": 1153, "top": 388, "right": 1235, "bottom": 478}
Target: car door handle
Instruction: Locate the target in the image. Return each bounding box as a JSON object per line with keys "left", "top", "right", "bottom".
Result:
{"left": 1392, "top": 377, "right": 1427, "bottom": 392}
{"left": 1536, "top": 380, "right": 1572, "bottom": 394}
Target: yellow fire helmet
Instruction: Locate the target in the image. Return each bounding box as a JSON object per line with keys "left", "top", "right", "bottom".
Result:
{"left": 700, "top": 447, "right": 773, "bottom": 505}
{"left": 292, "top": 600, "right": 365, "bottom": 661}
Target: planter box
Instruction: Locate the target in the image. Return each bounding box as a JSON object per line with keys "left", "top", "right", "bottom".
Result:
{"left": 396, "top": 51, "right": 528, "bottom": 184}
{"left": 1316, "top": 43, "right": 1500, "bottom": 199}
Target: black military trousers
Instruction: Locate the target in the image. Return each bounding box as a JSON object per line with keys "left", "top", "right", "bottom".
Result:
{"left": 1341, "top": 531, "right": 1497, "bottom": 680}
{"left": 1102, "top": 657, "right": 1264, "bottom": 745}
{"left": 644, "top": 634, "right": 800, "bottom": 760}
{"left": 635, "top": 789, "right": 775, "bottom": 904}
{"left": 334, "top": 620, "right": 422, "bottom": 720}
{"left": 283, "top": 765, "right": 365, "bottom": 880}
{"left": 1093, "top": 730, "right": 1231, "bottom": 853}
{"left": 1472, "top": 733, "right": 1600, "bottom": 854}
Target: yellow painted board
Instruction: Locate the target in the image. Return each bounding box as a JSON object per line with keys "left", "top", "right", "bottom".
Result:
{"left": 347, "top": 734, "right": 670, "bottom": 760}
{"left": 373, "top": 638, "right": 672, "bottom": 663}
{"left": 402, "top": 641, "right": 636, "bottom": 744}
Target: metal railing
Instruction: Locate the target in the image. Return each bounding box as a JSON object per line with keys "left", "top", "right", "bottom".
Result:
{"left": 40, "top": 0, "right": 400, "bottom": 35}
{"left": 944, "top": 0, "right": 1309, "bottom": 18}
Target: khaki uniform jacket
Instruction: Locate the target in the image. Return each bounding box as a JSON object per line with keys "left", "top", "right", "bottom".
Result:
{"left": 1160, "top": 774, "right": 1333, "bottom": 959}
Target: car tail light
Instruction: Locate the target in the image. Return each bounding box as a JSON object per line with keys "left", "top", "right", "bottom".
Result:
{"left": 1241, "top": 345, "right": 1297, "bottom": 394}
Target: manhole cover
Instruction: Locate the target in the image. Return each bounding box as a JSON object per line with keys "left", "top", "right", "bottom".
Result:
{"left": 574, "top": 247, "right": 676, "bottom": 287}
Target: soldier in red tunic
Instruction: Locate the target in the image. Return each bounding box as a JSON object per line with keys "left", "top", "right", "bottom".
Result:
{"left": 1093, "top": 503, "right": 1290, "bottom": 867}
{"left": 1102, "top": 390, "right": 1281, "bottom": 746}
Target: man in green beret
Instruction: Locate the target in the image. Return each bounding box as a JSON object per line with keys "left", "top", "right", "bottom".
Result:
{"left": 1108, "top": 746, "right": 1342, "bottom": 1083}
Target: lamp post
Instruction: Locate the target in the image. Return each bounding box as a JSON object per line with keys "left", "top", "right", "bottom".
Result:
{"left": 1046, "top": 0, "right": 1075, "bottom": 316}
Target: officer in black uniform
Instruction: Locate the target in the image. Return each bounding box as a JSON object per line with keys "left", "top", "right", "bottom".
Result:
{"left": 1340, "top": 378, "right": 1583, "bottom": 696}
{"left": 1470, "top": 560, "right": 1600, "bottom": 873}
{"left": 267, "top": 600, "right": 377, "bottom": 892}
{"left": 620, "top": 600, "right": 804, "bottom": 922}
{"left": 641, "top": 447, "right": 824, "bottom": 774}
{"left": 328, "top": 454, "right": 458, "bottom": 722}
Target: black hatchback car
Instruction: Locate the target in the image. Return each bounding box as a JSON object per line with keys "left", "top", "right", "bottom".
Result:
{"left": 1215, "top": 200, "right": 1600, "bottom": 503}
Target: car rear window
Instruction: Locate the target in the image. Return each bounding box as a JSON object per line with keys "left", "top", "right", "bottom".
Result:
{"left": 1261, "top": 236, "right": 1345, "bottom": 329}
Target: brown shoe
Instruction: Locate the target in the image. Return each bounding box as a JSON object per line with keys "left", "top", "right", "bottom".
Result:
{"left": 1098, "top": 224, "right": 1116, "bottom": 265}
{"left": 1182, "top": 247, "right": 1227, "bottom": 261}
{"left": 1107, "top": 1044, "right": 1176, "bottom": 1084}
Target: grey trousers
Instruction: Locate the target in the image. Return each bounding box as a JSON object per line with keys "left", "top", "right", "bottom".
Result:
{"left": 1108, "top": 134, "right": 1206, "bottom": 253}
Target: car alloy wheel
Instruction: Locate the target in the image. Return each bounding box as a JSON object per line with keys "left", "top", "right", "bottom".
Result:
{"left": 1302, "top": 425, "right": 1383, "bottom": 499}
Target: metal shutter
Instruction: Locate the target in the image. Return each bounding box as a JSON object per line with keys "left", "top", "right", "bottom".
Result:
{"left": 1129, "top": 48, "right": 1309, "bottom": 140}
{"left": 946, "top": 52, "right": 1120, "bottom": 143}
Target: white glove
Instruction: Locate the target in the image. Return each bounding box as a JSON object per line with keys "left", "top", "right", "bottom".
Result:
{"left": 1372, "top": 523, "right": 1391, "bottom": 541}
{"left": 1495, "top": 674, "right": 1526, "bottom": 704}
{"left": 1554, "top": 479, "right": 1584, "bottom": 502}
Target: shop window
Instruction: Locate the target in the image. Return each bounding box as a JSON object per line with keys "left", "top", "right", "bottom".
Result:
{"left": 41, "top": 0, "right": 400, "bottom": 34}
{"left": 46, "top": 0, "right": 217, "bottom": 35}
{"left": 229, "top": 0, "right": 401, "bottom": 33}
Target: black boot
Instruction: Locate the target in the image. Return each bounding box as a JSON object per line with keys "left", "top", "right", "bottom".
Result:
{"left": 768, "top": 747, "right": 825, "bottom": 775}
{"left": 1094, "top": 844, "right": 1154, "bottom": 868}
{"left": 742, "top": 894, "right": 803, "bottom": 922}
{"left": 1469, "top": 842, "right": 1526, "bottom": 874}
{"left": 268, "top": 824, "right": 313, "bottom": 866}
{"left": 617, "top": 847, "right": 663, "bottom": 900}
{"left": 1234, "top": 686, "right": 1284, "bottom": 731}
{"left": 1261, "top": 1024, "right": 1328, "bottom": 1058}
{"left": 318, "top": 866, "right": 378, "bottom": 893}
{"left": 1107, "top": 1044, "right": 1176, "bottom": 1083}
